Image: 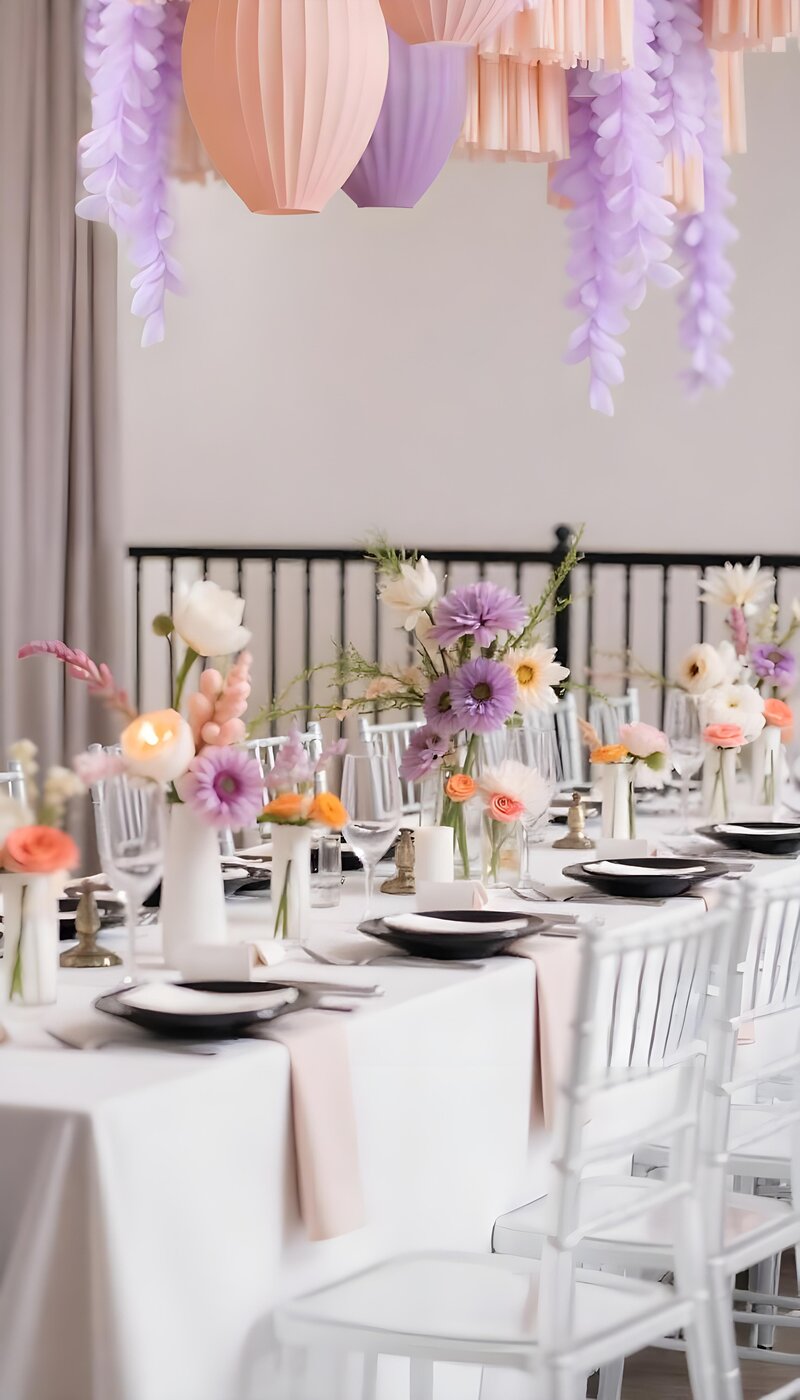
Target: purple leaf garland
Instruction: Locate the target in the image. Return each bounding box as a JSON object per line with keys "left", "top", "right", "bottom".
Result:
{"left": 77, "top": 0, "right": 187, "bottom": 347}
{"left": 674, "top": 66, "right": 737, "bottom": 394}
{"left": 552, "top": 0, "right": 680, "bottom": 415}
{"left": 650, "top": 0, "right": 707, "bottom": 185}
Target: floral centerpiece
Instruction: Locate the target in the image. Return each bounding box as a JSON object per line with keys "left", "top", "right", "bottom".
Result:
{"left": 586, "top": 722, "right": 669, "bottom": 839}
{"left": 476, "top": 759, "right": 552, "bottom": 886}
{"left": 0, "top": 742, "right": 82, "bottom": 1006}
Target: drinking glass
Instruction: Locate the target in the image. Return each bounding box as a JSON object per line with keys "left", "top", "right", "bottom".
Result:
{"left": 341, "top": 754, "right": 402, "bottom": 917}
{"left": 310, "top": 831, "right": 343, "bottom": 909}
{"left": 505, "top": 725, "right": 562, "bottom": 884}
{"left": 664, "top": 689, "right": 704, "bottom": 833}
{"left": 95, "top": 776, "right": 166, "bottom": 985}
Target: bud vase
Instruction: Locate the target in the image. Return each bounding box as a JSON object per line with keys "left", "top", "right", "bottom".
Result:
{"left": 750, "top": 727, "right": 783, "bottom": 811}
{"left": 702, "top": 747, "right": 737, "bottom": 824}
{"left": 480, "top": 814, "right": 522, "bottom": 887}
{"left": 161, "top": 804, "right": 228, "bottom": 969}
{"left": 0, "top": 872, "right": 60, "bottom": 1006}
{"left": 271, "top": 825, "right": 312, "bottom": 941}
{"left": 601, "top": 764, "right": 636, "bottom": 840}
{"left": 422, "top": 737, "right": 489, "bottom": 879}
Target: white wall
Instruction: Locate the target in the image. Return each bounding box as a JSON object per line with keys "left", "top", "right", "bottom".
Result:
{"left": 118, "top": 48, "right": 800, "bottom": 556}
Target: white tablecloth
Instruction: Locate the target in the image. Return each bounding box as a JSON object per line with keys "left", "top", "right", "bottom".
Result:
{"left": 0, "top": 829, "right": 795, "bottom": 1400}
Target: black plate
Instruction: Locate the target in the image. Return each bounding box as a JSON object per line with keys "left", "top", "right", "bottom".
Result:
{"left": 95, "top": 980, "right": 302, "bottom": 1037}
{"left": 698, "top": 823, "right": 800, "bottom": 856}
{"left": 357, "top": 909, "right": 545, "bottom": 960}
{"left": 564, "top": 857, "right": 723, "bottom": 899}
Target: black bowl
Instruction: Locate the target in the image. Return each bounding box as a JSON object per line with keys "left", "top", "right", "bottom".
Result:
{"left": 697, "top": 823, "right": 800, "bottom": 856}
{"left": 564, "top": 857, "right": 723, "bottom": 899}
{"left": 357, "top": 910, "right": 544, "bottom": 960}
{"left": 95, "top": 980, "right": 302, "bottom": 1037}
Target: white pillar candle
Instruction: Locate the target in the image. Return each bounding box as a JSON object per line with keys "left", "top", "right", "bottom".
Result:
{"left": 414, "top": 827, "right": 454, "bottom": 884}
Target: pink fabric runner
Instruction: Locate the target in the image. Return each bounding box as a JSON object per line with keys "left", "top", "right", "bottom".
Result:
{"left": 509, "top": 937, "right": 582, "bottom": 1128}
{"left": 263, "top": 1011, "right": 366, "bottom": 1242}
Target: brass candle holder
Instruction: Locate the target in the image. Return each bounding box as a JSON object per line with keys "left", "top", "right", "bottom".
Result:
{"left": 553, "top": 792, "right": 595, "bottom": 851}
{"left": 380, "top": 827, "right": 416, "bottom": 895}
{"left": 60, "top": 882, "right": 122, "bottom": 969}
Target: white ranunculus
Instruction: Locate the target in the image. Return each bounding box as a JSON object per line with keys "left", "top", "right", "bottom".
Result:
{"left": 378, "top": 557, "right": 437, "bottom": 631}
{"left": 701, "top": 683, "right": 765, "bottom": 743}
{"left": 677, "top": 643, "right": 726, "bottom": 695}
{"left": 172, "top": 581, "right": 251, "bottom": 658}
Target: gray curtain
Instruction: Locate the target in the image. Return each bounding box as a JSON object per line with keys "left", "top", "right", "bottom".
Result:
{"left": 0, "top": 0, "right": 123, "bottom": 861}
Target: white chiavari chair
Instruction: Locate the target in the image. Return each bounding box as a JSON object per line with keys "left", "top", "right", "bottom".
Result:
{"left": 0, "top": 760, "right": 27, "bottom": 806}
{"left": 243, "top": 721, "right": 327, "bottom": 798}
{"left": 588, "top": 688, "right": 641, "bottom": 744}
{"left": 271, "top": 908, "right": 730, "bottom": 1400}
{"left": 523, "top": 693, "right": 585, "bottom": 786}
{"left": 358, "top": 715, "right": 424, "bottom": 816}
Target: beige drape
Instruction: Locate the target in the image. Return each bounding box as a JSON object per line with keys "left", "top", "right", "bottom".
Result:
{"left": 0, "top": 0, "right": 123, "bottom": 859}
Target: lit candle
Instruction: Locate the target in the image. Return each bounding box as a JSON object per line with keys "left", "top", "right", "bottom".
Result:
{"left": 120, "top": 709, "right": 195, "bottom": 784}
{"left": 413, "top": 826, "right": 454, "bottom": 884}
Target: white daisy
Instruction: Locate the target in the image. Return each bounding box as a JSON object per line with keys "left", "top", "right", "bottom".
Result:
{"left": 477, "top": 760, "right": 552, "bottom": 820}
{"left": 700, "top": 683, "right": 765, "bottom": 743}
{"left": 506, "top": 645, "right": 569, "bottom": 710}
{"left": 699, "top": 557, "right": 775, "bottom": 617}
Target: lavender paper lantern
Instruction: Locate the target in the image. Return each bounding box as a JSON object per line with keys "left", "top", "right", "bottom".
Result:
{"left": 342, "top": 29, "right": 468, "bottom": 209}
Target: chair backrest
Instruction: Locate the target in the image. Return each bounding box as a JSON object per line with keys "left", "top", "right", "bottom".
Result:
{"left": 358, "top": 715, "right": 424, "bottom": 815}
{"left": 538, "top": 902, "right": 732, "bottom": 1354}
{"left": 588, "top": 687, "right": 641, "bottom": 745}
{"left": 522, "top": 694, "right": 585, "bottom": 786}
{"left": 0, "top": 760, "right": 26, "bottom": 806}
{"left": 88, "top": 745, "right": 149, "bottom": 854}
{"left": 242, "top": 721, "right": 328, "bottom": 799}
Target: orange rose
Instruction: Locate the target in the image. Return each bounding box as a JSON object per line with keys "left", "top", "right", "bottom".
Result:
{"left": 445, "top": 774, "right": 477, "bottom": 803}
{"left": 488, "top": 793, "right": 525, "bottom": 823}
{"left": 703, "top": 723, "right": 744, "bottom": 749}
{"left": 260, "top": 793, "right": 310, "bottom": 824}
{"left": 590, "top": 744, "right": 629, "bottom": 765}
{"left": 764, "top": 698, "right": 793, "bottom": 731}
{"left": 3, "top": 825, "right": 79, "bottom": 874}
{"left": 309, "top": 792, "right": 348, "bottom": 829}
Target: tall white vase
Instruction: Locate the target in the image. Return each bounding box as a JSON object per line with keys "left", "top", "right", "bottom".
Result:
{"left": 0, "top": 873, "right": 60, "bottom": 1006}
{"left": 750, "top": 727, "right": 783, "bottom": 811}
{"left": 270, "top": 825, "right": 312, "bottom": 941}
{"left": 161, "top": 804, "right": 228, "bottom": 969}
{"left": 601, "top": 765, "right": 635, "bottom": 840}
{"left": 702, "top": 747, "right": 737, "bottom": 823}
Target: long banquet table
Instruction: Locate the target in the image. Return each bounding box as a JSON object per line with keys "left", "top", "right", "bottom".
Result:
{"left": 0, "top": 825, "right": 796, "bottom": 1400}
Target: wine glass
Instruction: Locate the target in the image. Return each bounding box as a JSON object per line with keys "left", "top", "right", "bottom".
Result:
{"left": 505, "top": 724, "right": 563, "bottom": 885}
{"left": 340, "top": 754, "right": 402, "bottom": 917}
{"left": 664, "top": 689, "right": 704, "bottom": 833}
{"left": 95, "top": 775, "right": 166, "bottom": 985}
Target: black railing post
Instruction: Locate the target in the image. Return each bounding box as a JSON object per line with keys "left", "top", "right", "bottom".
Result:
{"left": 552, "top": 524, "right": 574, "bottom": 672}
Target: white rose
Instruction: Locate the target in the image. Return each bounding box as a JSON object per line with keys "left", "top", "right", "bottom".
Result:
{"left": 677, "top": 643, "right": 726, "bottom": 695}
{"left": 378, "top": 557, "right": 437, "bottom": 631}
{"left": 701, "top": 683, "right": 765, "bottom": 743}
{"left": 172, "top": 581, "right": 251, "bottom": 658}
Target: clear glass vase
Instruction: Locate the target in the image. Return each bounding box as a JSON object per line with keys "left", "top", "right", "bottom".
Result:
{"left": 702, "top": 747, "right": 737, "bottom": 824}
{"left": 750, "top": 727, "right": 783, "bottom": 812}
{"left": 480, "top": 814, "right": 522, "bottom": 888}
{"left": 422, "top": 735, "right": 489, "bottom": 880}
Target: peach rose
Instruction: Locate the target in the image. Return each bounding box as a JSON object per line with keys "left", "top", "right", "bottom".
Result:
{"left": 487, "top": 793, "right": 525, "bottom": 823}
{"left": 445, "top": 773, "right": 477, "bottom": 803}
{"left": 590, "top": 744, "right": 629, "bottom": 765}
{"left": 764, "top": 698, "right": 793, "bottom": 731}
{"left": 309, "top": 793, "right": 348, "bottom": 829}
{"left": 3, "top": 825, "right": 79, "bottom": 874}
{"left": 260, "top": 793, "right": 312, "bottom": 824}
{"left": 703, "top": 723, "right": 744, "bottom": 749}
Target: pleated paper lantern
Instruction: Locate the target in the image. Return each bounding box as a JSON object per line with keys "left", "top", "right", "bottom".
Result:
{"left": 478, "top": 0, "right": 634, "bottom": 70}
{"left": 459, "top": 51, "right": 569, "bottom": 161}
{"left": 703, "top": 0, "right": 799, "bottom": 49}
{"left": 182, "top": 0, "right": 389, "bottom": 214}
{"left": 379, "top": 0, "right": 522, "bottom": 45}
{"left": 713, "top": 51, "right": 748, "bottom": 154}
{"left": 342, "top": 30, "right": 468, "bottom": 207}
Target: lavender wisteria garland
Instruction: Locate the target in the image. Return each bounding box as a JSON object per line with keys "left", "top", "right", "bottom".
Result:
{"left": 552, "top": 0, "right": 680, "bottom": 415}
{"left": 674, "top": 64, "right": 737, "bottom": 394}
{"left": 651, "top": 0, "right": 707, "bottom": 211}
{"left": 77, "top": 0, "right": 187, "bottom": 346}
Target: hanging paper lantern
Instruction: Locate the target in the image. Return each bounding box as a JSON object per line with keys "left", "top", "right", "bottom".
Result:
{"left": 379, "top": 0, "right": 522, "bottom": 45}
{"left": 342, "top": 30, "right": 467, "bottom": 208}
{"left": 477, "top": 0, "right": 634, "bottom": 71}
{"left": 459, "top": 51, "right": 569, "bottom": 161}
{"left": 182, "top": 0, "right": 389, "bottom": 214}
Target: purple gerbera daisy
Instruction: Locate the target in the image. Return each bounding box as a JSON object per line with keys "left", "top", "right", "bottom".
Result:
{"left": 399, "top": 726, "right": 449, "bottom": 783}
{"left": 450, "top": 658, "right": 517, "bottom": 734}
{"left": 422, "top": 674, "right": 461, "bottom": 737}
{"left": 181, "top": 748, "right": 265, "bottom": 829}
{"left": 750, "top": 644, "right": 797, "bottom": 692}
{"left": 428, "top": 582, "right": 527, "bottom": 649}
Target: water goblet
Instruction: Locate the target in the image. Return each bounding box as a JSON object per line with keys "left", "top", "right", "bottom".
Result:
{"left": 95, "top": 775, "right": 166, "bottom": 985}
{"left": 340, "top": 754, "right": 402, "bottom": 918}
{"left": 664, "top": 689, "right": 704, "bottom": 833}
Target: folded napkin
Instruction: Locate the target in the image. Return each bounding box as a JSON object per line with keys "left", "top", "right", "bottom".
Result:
{"left": 119, "top": 983, "right": 298, "bottom": 1016}
{"left": 384, "top": 913, "right": 529, "bottom": 936}
{"left": 717, "top": 824, "right": 800, "bottom": 837}
{"left": 508, "top": 936, "right": 582, "bottom": 1129}
{"left": 589, "top": 861, "right": 705, "bottom": 878}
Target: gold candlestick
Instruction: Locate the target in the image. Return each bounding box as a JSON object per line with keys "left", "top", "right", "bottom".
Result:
{"left": 60, "top": 882, "right": 122, "bottom": 968}
{"left": 380, "top": 828, "right": 416, "bottom": 895}
{"left": 553, "top": 792, "right": 595, "bottom": 850}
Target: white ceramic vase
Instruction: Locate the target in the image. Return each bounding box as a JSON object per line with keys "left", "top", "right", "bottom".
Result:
{"left": 750, "top": 727, "right": 783, "bottom": 811}
{"left": 271, "top": 825, "right": 312, "bottom": 941}
{"left": 702, "top": 747, "right": 737, "bottom": 824}
{"left": 601, "top": 764, "right": 635, "bottom": 840}
{"left": 161, "top": 804, "right": 228, "bottom": 969}
{"left": 0, "top": 872, "right": 60, "bottom": 1006}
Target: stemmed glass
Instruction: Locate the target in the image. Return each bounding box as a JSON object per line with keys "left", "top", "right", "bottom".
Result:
{"left": 340, "top": 754, "right": 402, "bottom": 917}
{"left": 95, "top": 775, "right": 166, "bottom": 985}
{"left": 505, "top": 724, "right": 563, "bottom": 886}
{"left": 664, "top": 690, "right": 704, "bottom": 834}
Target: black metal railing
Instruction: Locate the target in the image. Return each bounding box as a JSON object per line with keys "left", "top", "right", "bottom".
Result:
{"left": 126, "top": 529, "right": 800, "bottom": 725}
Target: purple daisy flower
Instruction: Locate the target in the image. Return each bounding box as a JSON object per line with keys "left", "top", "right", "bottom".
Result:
{"left": 422, "top": 674, "right": 461, "bottom": 737}
{"left": 429, "top": 582, "right": 527, "bottom": 649}
{"left": 750, "top": 644, "right": 797, "bottom": 692}
{"left": 181, "top": 748, "right": 265, "bottom": 829}
{"left": 399, "top": 726, "right": 449, "bottom": 784}
{"left": 450, "top": 658, "right": 517, "bottom": 734}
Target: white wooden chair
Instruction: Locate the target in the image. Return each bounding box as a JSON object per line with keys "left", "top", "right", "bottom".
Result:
{"left": 358, "top": 715, "right": 424, "bottom": 816}
{"left": 523, "top": 694, "right": 585, "bottom": 786}
{"left": 0, "top": 760, "right": 27, "bottom": 805}
{"left": 243, "top": 721, "right": 327, "bottom": 797}
{"left": 494, "top": 875, "right": 800, "bottom": 1400}
{"left": 588, "top": 688, "right": 641, "bottom": 744}
{"left": 272, "top": 906, "right": 731, "bottom": 1400}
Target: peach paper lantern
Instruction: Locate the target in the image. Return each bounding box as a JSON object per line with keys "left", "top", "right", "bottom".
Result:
{"left": 379, "top": 0, "right": 523, "bottom": 45}
{"left": 182, "top": 0, "right": 390, "bottom": 214}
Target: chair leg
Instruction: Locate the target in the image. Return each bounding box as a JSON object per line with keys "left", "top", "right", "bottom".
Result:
{"left": 706, "top": 1261, "right": 745, "bottom": 1400}
{"left": 410, "top": 1357, "right": 434, "bottom": 1400}
{"left": 597, "top": 1359, "right": 624, "bottom": 1400}
{"left": 361, "top": 1353, "right": 378, "bottom": 1400}
{"left": 748, "top": 1252, "right": 782, "bottom": 1350}
{"left": 276, "top": 1344, "right": 307, "bottom": 1400}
